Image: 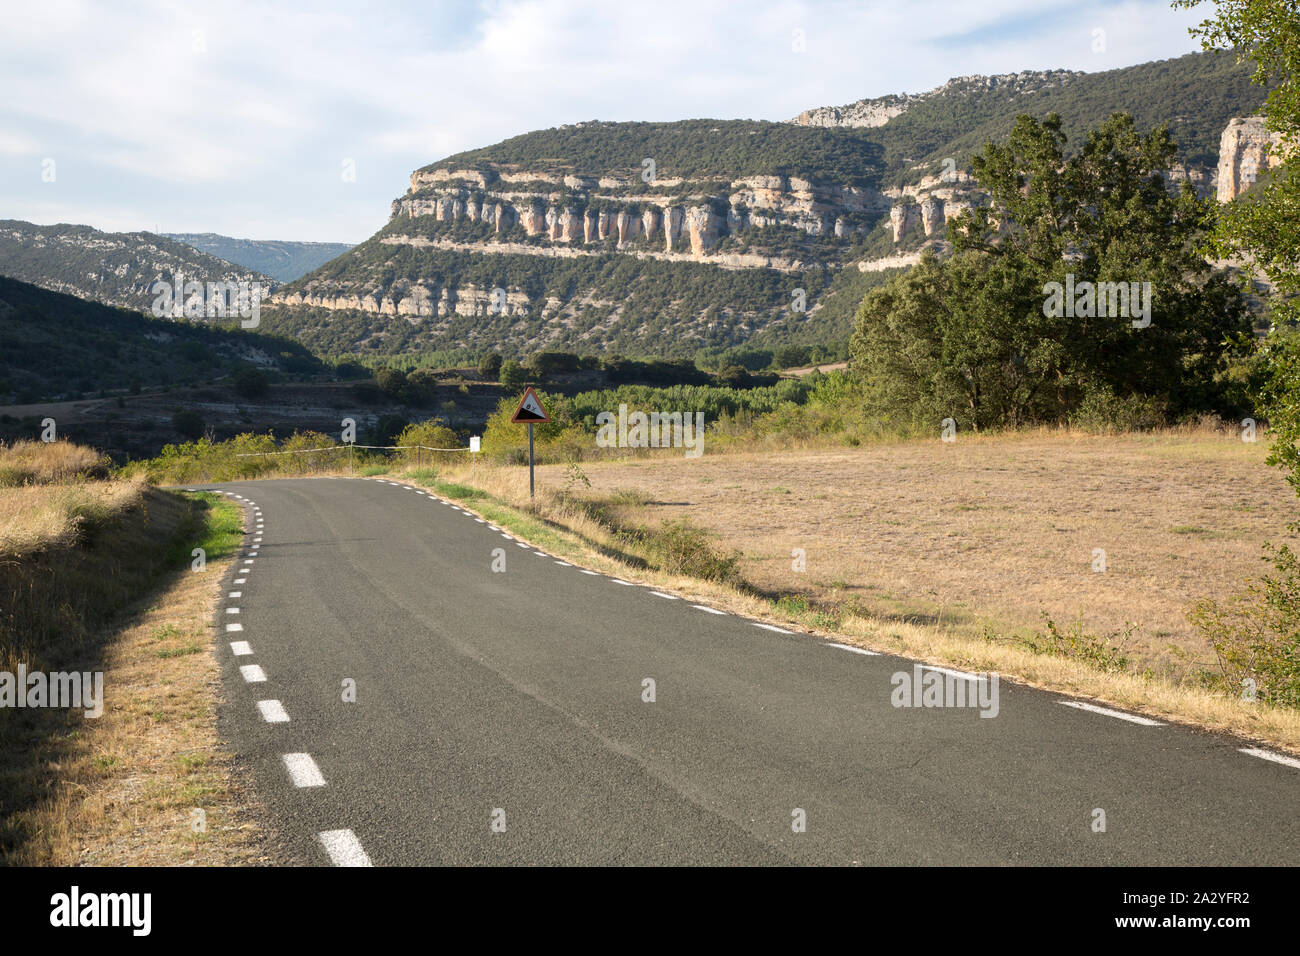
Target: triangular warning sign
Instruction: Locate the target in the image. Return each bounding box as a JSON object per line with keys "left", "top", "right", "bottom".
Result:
{"left": 510, "top": 386, "right": 550, "bottom": 423}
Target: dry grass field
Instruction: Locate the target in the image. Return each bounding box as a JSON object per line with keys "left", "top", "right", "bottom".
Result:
{"left": 451, "top": 427, "right": 1297, "bottom": 682}
{"left": 0, "top": 439, "right": 282, "bottom": 864}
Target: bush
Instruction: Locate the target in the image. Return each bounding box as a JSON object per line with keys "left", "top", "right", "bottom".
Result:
{"left": 478, "top": 352, "right": 504, "bottom": 379}
{"left": 1008, "top": 615, "right": 1132, "bottom": 674}
{"left": 394, "top": 419, "right": 462, "bottom": 466}
{"left": 375, "top": 367, "right": 410, "bottom": 402}
{"left": 528, "top": 351, "right": 581, "bottom": 378}
{"left": 1189, "top": 543, "right": 1300, "bottom": 708}
{"left": 499, "top": 360, "right": 528, "bottom": 388}
{"left": 172, "top": 409, "right": 207, "bottom": 440}
{"left": 231, "top": 366, "right": 270, "bottom": 400}
{"left": 1069, "top": 386, "right": 1170, "bottom": 433}
{"left": 634, "top": 517, "right": 743, "bottom": 585}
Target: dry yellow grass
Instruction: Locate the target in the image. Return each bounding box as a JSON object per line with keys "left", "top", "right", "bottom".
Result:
{"left": 0, "top": 479, "right": 144, "bottom": 556}
{"left": 405, "top": 426, "right": 1300, "bottom": 754}
{"left": 0, "top": 439, "right": 106, "bottom": 486}
{"left": 5, "top": 544, "right": 278, "bottom": 865}
{"left": 546, "top": 429, "right": 1298, "bottom": 678}
{"left": 1, "top": 494, "right": 284, "bottom": 866}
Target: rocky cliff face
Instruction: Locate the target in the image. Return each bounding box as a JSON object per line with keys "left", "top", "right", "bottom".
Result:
{"left": 389, "top": 165, "right": 889, "bottom": 257}
{"left": 793, "top": 70, "right": 1085, "bottom": 129}
{"left": 1216, "top": 117, "right": 1285, "bottom": 201}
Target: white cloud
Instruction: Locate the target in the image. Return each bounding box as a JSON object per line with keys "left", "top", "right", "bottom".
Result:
{"left": 0, "top": 0, "right": 1209, "bottom": 241}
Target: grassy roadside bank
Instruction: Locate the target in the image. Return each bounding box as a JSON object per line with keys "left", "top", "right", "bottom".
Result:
{"left": 382, "top": 450, "right": 1300, "bottom": 758}
{"left": 0, "top": 442, "right": 282, "bottom": 865}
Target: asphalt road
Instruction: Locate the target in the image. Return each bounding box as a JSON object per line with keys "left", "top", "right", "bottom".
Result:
{"left": 193, "top": 477, "right": 1300, "bottom": 866}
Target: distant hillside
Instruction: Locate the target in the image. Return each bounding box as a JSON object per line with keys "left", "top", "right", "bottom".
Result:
{"left": 165, "top": 233, "right": 353, "bottom": 283}
{"left": 0, "top": 220, "right": 273, "bottom": 313}
{"left": 0, "top": 275, "right": 324, "bottom": 403}
{"left": 260, "top": 50, "right": 1264, "bottom": 362}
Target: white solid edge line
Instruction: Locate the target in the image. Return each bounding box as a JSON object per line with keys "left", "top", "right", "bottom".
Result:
{"left": 318, "top": 829, "right": 372, "bottom": 866}
{"left": 753, "top": 623, "right": 793, "bottom": 633}
{"left": 829, "top": 642, "right": 880, "bottom": 656}
{"left": 1059, "top": 700, "right": 1163, "bottom": 726}
{"left": 257, "top": 699, "right": 289, "bottom": 723}
{"left": 239, "top": 664, "right": 266, "bottom": 683}
{"left": 920, "top": 663, "right": 984, "bottom": 682}
{"left": 650, "top": 591, "right": 678, "bottom": 599}
{"left": 691, "top": 604, "right": 727, "bottom": 615}
{"left": 283, "top": 753, "right": 326, "bottom": 787}
{"left": 229, "top": 641, "right": 253, "bottom": 656}
{"left": 1240, "top": 747, "right": 1300, "bottom": 769}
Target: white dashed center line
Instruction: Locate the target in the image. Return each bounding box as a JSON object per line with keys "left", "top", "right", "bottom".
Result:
{"left": 228, "top": 591, "right": 242, "bottom": 598}
{"left": 753, "top": 623, "right": 793, "bottom": 634}
{"left": 229, "top": 641, "right": 253, "bottom": 656}
{"left": 691, "top": 605, "right": 727, "bottom": 615}
{"left": 283, "top": 753, "right": 326, "bottom": 788}
{"left": 318, "top": 829, "right": 371, "bottom": 866}
{"left": 239, "top": 664, "right": 266, "bottom": 683}
{"left": 225, "top": 607, "right": 240, "bottom": 614}
{"left": 257, "top": 699, "right": 290, "bottom": 723}
{"left": 225, "top": 623, "right": 243, "bottom": 632}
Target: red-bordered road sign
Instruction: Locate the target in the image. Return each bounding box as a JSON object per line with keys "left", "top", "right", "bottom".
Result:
{"left": 510, "top": 386, "right": 550, "bottom": 424}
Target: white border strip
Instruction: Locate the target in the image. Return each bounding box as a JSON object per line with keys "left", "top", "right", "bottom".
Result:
{"left": 1240, "top": 747, "right": 1300, "bottom": 769}
{"left": 1059, "top": 700, "right": 1162, "bottom": 726}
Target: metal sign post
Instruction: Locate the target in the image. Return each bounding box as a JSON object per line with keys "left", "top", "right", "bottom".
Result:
{"left": 509, "top": 387, "right": 550, "bottom": 501}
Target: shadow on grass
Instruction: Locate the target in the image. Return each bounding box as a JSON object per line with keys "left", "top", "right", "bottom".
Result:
{"left": 0, "top": 490, "right": 231, "bottom": 864}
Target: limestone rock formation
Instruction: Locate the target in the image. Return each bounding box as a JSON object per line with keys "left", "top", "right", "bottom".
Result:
{"left": 1216, "top": 117, "right": 1285, "bottom": 201}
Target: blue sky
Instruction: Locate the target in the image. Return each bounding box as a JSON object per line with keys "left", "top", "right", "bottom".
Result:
{"left": 0, "top": 0, "right": 1214, "bottom": 243}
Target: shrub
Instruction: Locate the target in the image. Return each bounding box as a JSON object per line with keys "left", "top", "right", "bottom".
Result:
{"left": 499, "top": 360, "right": 528, "bottom": 388}
{"left": 171, "top": 409, "right": 207, "bottom": 440}
{"left": 231, "top": 366, "right": 270, "bottom": 399}
{"left": 636, "top": 517, "right": 743, "bottom": 585}
{"left": 1189, "top": 543, "right": 1300, "bottom": 708}
{"left": 1002, "top": 615, "right": 1132, "bottom": 674}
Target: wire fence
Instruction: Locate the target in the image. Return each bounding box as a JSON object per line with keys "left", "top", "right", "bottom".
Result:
{"left": 234, "top": 444, "right": 468, "bottom": 457}
{"left": 234, "top": 443, "right": 476, "bottom": 476}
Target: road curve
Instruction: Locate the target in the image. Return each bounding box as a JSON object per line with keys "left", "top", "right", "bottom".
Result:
{"left": 192, "top": 477, "right": 1300, "bottom": 866}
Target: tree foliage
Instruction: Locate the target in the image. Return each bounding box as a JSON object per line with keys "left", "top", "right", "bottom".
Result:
{"left": 851, "top": 113, "right": 1250, "bottom": 429}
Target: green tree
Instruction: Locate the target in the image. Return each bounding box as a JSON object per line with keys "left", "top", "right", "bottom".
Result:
{"left": 499, "top": 360, "right": 528, "bottom": 388}
{"left": 1175, "top": 1, "right": 1300, "bottom": 486}
{"left": 232, "top": 366, "right": 270, "bottom": 399}
{"left": 172, "top": 409, "right": 206, "bottom": 440}
{"left": 852, "top": 112, "right": 1249, "bottom": 430}
{"left": 478, "top": 351, "right": 504, "bottom": 379}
